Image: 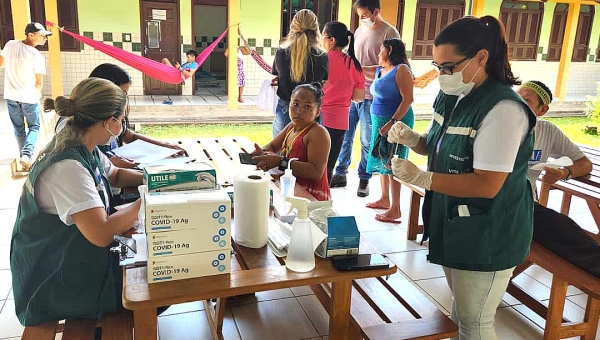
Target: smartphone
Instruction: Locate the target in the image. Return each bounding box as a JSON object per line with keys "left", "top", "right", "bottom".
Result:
{"left": 239, "top": 152, "right": 259, "bottom": 165}
{"left": 331, "top": 254, "right": 390, "bottom": 271}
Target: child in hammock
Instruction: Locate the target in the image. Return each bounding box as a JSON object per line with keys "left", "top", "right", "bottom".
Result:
{"left": 161, "top": 50, "right": 199, "bottom": 78}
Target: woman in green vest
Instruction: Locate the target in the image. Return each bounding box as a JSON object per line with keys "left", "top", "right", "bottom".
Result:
{"left": 387, "top": 16, "right": 536, "bottom": 339}
{"left": 10, "top": 77, "right": 144, "bottom": 326}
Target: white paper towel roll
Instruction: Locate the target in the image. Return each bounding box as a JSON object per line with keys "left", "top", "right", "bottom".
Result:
{"left": 233, "top": 171, "right": 271, "bottom": 248}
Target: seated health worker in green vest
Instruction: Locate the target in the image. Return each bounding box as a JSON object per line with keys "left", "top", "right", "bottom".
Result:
{"left": 387, "top": 16, "right": 536, "bottom": 339}
{"left": 10, "top": 77, "right": 144, "bottom": 326}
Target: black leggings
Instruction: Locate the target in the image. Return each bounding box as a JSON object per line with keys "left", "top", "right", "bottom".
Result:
{"left": 533, "top": 203, "right": 600, "bottom": 278}
{"left": 325, "top": 126, "right": 347, "bottom": 184}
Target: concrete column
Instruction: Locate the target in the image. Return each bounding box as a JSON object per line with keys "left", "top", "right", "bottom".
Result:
{"left": 9, "top": 0, "right": 30, "bottom": 39}
{"left": 44, "top": 0, "right": 63, "bottom": 97}
{"left": 555, "top": 2, "right": 580, "bottom": 102}
{"left": 227, "top": 0, "right": 240, "bottom": 110}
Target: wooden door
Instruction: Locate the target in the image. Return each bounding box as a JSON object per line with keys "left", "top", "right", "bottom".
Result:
{"left": 547, "top": 4, "right": 594, "bottom": 62}
{"left": 140, "top": 1, "right": 181, "bottom": 95}
{"left": 412, "top": 2, "right": 464, "bottom": 60}
{"left": 0, "top": 0, "right": 14, "bottom": 47}
{"left": 499, "top": 1, "right": 543, "bottom": 61}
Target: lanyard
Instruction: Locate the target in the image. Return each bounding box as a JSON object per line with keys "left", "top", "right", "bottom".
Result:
{"left": 280, "top": 122, "right": 314, "bottom": 157}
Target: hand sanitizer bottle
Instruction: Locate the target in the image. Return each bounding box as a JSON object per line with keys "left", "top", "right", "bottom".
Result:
{"left": 285, "top": 196, "right": 315, "bottom": 272}
{"left": 279, "top": 158, "right": 297, "bottom": 208}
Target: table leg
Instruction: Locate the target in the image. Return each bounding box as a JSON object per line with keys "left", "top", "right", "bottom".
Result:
{"left": 203, "top": 298, "right": 227, "bottom": 340}
{"left": 560, "top": 193, "right": 572, "bottom": 215}
{"left": 133, "top": 308, "right": 157, "bottom": 340}
{"left": 407, "top": 191, "right": 422, "bottom": 241}
{"left": 586, "top": 200, "right": 600, "bottom": 231}
{"left": 329, "top": 280, "right": 352, "bottom": 340}
{"left": 538, "top": 182, "right": 551, "bottom": 207}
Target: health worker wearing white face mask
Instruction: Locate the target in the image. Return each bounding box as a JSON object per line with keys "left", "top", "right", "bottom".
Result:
{"left": 387, "top": 16, "right": 536, "bottom": 340}
{"left": 10, "top": 78, "right": 143, "bottom": 326}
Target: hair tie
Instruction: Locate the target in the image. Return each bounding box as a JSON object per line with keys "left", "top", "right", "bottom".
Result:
{"left": 522, "top": 81, "right": 551, "bottom": 105}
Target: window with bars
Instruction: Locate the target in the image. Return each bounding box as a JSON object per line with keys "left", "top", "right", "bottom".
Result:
{"left": 281, "top": 0, "right": 338, "bottom": 38}
{"left": 548, "top": 4, "right": 594, "bottom": 62}
{"left": 412, "top": 0, "right": 464, "bottom": 60}
{"left": 499, "top": 0, "right": 543, "bottom": 61}
{"left": 29, "top": 0, "right": 80, "bottom": 52}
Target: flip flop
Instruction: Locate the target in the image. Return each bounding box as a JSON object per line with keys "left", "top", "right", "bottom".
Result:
{"left": 375, "top": 214, "right": 402, "bottom": 224}
{"left": 365, "top": 202, "right": 390, "bottom": 210}
{"left": 162, "top": 99, "right": 173, "bottom": 105}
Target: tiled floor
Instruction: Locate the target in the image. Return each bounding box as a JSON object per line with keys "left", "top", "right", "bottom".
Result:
{"left": 0, "top": 172, "right": 599, "bottom": 339}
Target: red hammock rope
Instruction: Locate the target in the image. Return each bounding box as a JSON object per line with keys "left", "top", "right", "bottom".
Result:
{"left": 46, "top": 21, "right": 228, "bottom": 85}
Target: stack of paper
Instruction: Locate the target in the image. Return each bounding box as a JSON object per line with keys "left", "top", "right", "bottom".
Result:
{"left": 108, "top": 140, "right": 192, "bottom": 169}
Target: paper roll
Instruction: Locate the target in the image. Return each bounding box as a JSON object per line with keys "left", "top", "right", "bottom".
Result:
{"left": 233, "top": 171, "right": 271, "bottom": 248}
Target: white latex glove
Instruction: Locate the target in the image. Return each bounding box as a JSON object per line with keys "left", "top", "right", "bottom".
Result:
{"left": 387, "top": 121, "right": 420, "bottom": 147}
{"left": 392, "top": 157, "right": 433, "bottom": 190}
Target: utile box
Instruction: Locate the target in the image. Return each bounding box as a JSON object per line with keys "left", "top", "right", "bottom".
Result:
{"left": 148, "top": 250, "right": 231, "bottom": 283}
{"left": 143, "top": 162, "right": 217, "bottom": 192}
{"left": 145, "top": 190, "right": 231, "bottom": 233}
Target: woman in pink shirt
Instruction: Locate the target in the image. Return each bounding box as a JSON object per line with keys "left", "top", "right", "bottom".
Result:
{"left": 321, "top": 21, "right": 366, "bottom": 184}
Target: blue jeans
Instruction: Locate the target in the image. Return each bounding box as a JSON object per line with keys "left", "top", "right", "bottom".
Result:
{"left": 7, "top": 99, "right": 40, "bottom": 157}
{"left": 334, "top": 99, "right": 372, "bottom": 180}
{"left": 443, "top": 266, "right": 515, "bottom": 340}
{"left": 272, "top": 98, "right": 291, "bottom": 138}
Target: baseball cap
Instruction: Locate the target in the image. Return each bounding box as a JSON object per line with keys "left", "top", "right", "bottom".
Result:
{"left": 25, "top": 22, "right": 53, "bottom": 36}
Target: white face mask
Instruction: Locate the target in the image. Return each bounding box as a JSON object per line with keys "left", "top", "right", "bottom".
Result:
{"left": 438, "top": 58, "right": 481, "bottom": 96}
{"left": 360, "top": 16, "right": 375, "bottom": 28}
{"left": 104, "top": 118, "right": 123, "bottom": 146}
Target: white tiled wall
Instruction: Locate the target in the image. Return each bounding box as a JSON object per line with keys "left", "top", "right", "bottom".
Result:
{"left": 239, "top": 54, "right": 275, "bottom": 96}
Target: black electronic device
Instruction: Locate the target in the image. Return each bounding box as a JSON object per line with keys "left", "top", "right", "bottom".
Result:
{"left": 239, "top": 152, "right": 259, "bottom": 165}
{"left": 331, "top": 254, "right": 390, "bottom": 271}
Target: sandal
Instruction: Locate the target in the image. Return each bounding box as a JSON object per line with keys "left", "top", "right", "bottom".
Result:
{"left": 365, "top": 202, "right": 390, "bottom": 210}
{"left": 375, "top": 214, "right": 402, "bottom": 224}
{"left": 163, "top": 99, "right": 173, "bottom": 105}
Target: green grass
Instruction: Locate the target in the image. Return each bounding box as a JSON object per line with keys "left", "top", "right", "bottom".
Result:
{"left": 140, "top": 116, "right": 600, "bottom": 168}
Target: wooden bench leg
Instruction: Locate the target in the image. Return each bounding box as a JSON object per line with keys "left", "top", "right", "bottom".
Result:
{"left": 539, "top": 182, "right": 551, "bottom": 207}
{"left": 407, "top": 191, "right": 422, "bottom": 241}
{"left": 204, "top": 298, "right": 227, "bottom": 340}
{"left": 582, "top": 296, "right": 600, "bottom": 340}
{"left": 560, "top": 193, "right": 572, "bottom": 215}
{"left": 133, "top": 308, "right": 157, "bottom": 340}
{"left": 543, "top": 275, "right": 568, "bottom": 340}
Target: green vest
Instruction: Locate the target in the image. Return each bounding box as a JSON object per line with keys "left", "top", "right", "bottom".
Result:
{"left": 10, "top": 142, "right": 119, "bottom": 326}
{"left": 423, "top": 79, "right": 536, "bottom": 271}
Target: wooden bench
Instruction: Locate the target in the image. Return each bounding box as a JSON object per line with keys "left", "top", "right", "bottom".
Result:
{"left": 21, "top": 309, "right": 133, "bottom": 340}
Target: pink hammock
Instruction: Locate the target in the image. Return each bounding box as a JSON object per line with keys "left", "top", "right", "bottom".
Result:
{"left": 46, "top": 21, "right": 228, "bottom": 85}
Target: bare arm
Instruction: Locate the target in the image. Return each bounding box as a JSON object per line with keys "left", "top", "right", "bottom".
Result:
{"left": 542, "top": 156, "right": 593, "bottom": 184}
{"left": 35, "top": 74, "right": 43, "bottom": 93}
{"left": 431, "top": 169, "right": 510, "bottom": 199}
{"left": 121, "top": 128, "right": 187, "bottom": 156}
{"left": 352, "top": 88, "right": 365, "bottom": 102}
{"left": 71, "top": 200, "right": 141, "bottom": 247}
{"left": 410, "top": 134, "right": 429, "bottom": 155}
{"left": 107, "top": 167, "right": 143, "bottom": 188}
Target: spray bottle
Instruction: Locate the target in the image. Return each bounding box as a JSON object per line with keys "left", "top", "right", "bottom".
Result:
{"left": 285, "top": 196, "right": 315, "bottom": 272}
{"left": 279, "top": 158, "right": 297, "bottom": 208}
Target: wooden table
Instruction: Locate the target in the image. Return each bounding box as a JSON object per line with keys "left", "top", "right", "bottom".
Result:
{"left": 122, "top": 136, "right": 397, "bottom": 340}
{"left": 538, "top": 145, "right": 600, "bottom": 237}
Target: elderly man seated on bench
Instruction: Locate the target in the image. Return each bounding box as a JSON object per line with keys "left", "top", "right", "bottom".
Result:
{"left": 518, "top": 80, "right": 600, "bottom": 278}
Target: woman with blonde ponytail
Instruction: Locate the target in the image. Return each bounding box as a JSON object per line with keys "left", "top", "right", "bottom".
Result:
{"left": 271, "top": 9, "right": 328, "bottom": 137}
{"left": 10, "top": 77, "right": 146, "bottom": 326}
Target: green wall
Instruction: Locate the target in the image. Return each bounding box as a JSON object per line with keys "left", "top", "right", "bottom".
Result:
{"left": 239, "top": 0, "right": 281, "bottom": 44}
{"left": 78, "top": 1, "right": 140, "bottom": 33}
{"left": 181, "top": 0, "right": 192, "bottom": 41}
{"left": 538, "top": 2, "right": 556, "bottom": 53}
{"left": 402, "top": 1, "right": 417, "bottom": 51}
{"left": 338, "top": 0, "right": 352, "bottom": 28}
{"left": 590, "top": 9, "right": 600, "bottom": 59}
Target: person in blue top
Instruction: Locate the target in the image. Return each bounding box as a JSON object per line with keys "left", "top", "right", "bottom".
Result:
{"left": 161, "top": 49, "right": 199, "bottom": 78}
{"left": 361, "top": 38, "right": 414, "bottom": 224}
